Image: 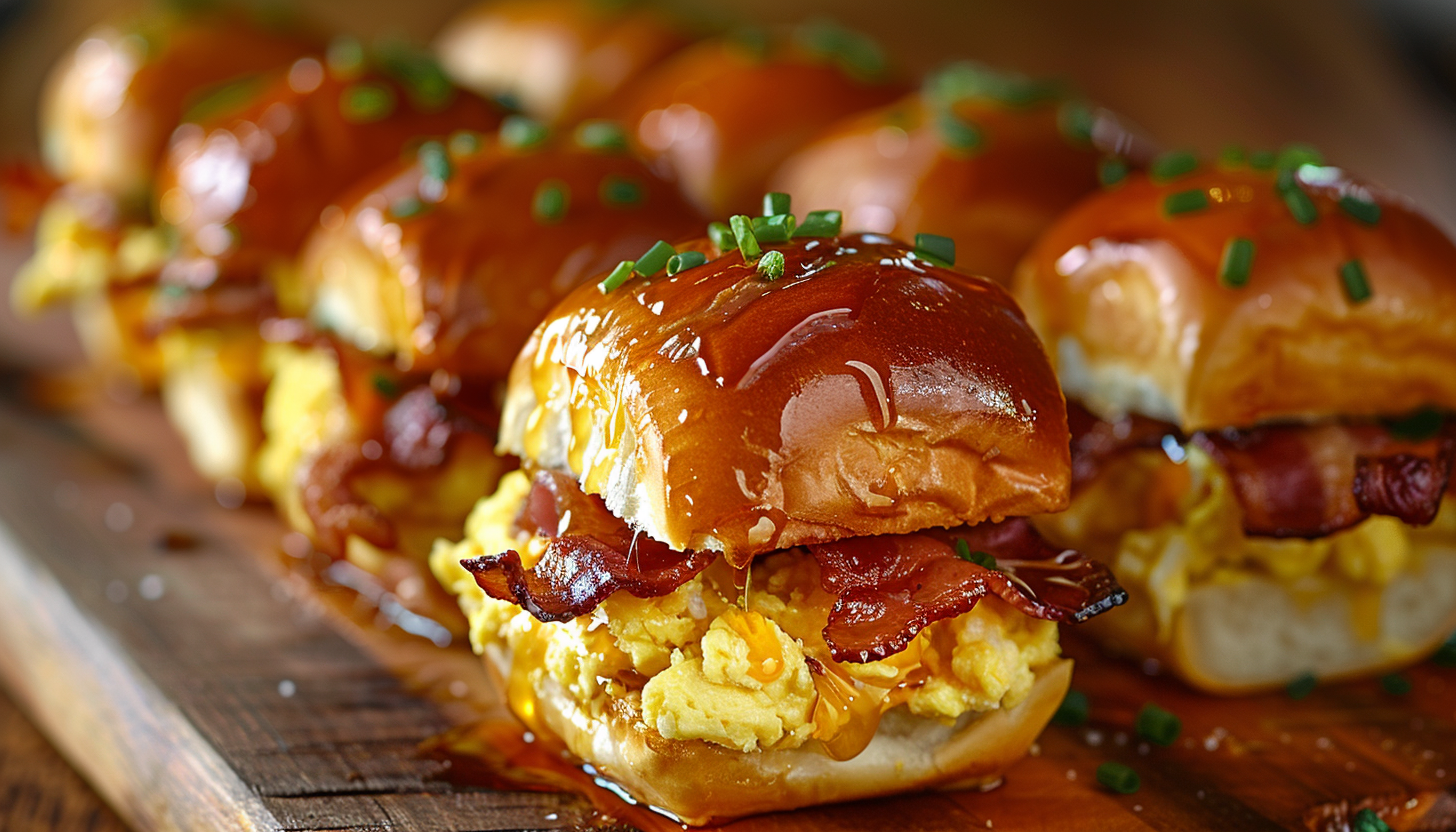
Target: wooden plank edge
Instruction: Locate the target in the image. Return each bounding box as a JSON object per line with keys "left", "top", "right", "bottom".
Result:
{"left": 0, "top": 519, "right": 282, "bottom": 832}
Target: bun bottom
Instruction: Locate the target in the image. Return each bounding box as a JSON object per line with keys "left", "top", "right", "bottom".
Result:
{"left": 1088, "top": 547, "right": 1456, "bottom": 694}
{"left": 485, "top": 645, "right": 1071, "bottom": 825}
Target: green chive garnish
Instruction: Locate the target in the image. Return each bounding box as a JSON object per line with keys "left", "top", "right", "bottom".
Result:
{"left": 598, "top": 260, "right": 635, "bottom": 294}
{"left": 953, "top": 538, "right": 997, "bottom": 570}
{"left": 1434, "top": 631, "right": 1456, "bottom": 667}
{"left": 1217, "top": 237, "right": 1255, "bottom": 288}
{"left": 599, "top": 175, "right": 644, "bottom": 207}
{"left": 1163, "top": 189, "right": 1208, "bottom": 216}
{"left": 389, "top": 196, "right": 426, "bottom": 220}
{"left": 937, "top": 111, "right": 983, "bottom": 153}
{"left": 371, "top": 373, "right": 400, "bottom": 398}
{"left": 633, "top": 240, "right": 675, "bottom": 277}
{"left": 1095, "top": 762, "right": 1140, "bottom": 795}
{"left": 1248, "top": 149, "right": 1276, "bottom": 171}
{"left": 1340, "top": 259, "right": 1371, "bottom": 303}
{"left": 914, "top": 233, "right": 956, "bottom": 266}
{"left": 1381, "top": 673, "right": 1412, "bottom": 695}
{"left": 1339, "top": 195, "right": 1381, "bottom": 225}
{"left": 327, "top": 36, "right": 366, "bottom": 78}
{"left": 375, "top": 43, "right": 455, "bottom": 111}
{"left": 1385, "top": 409, "right": 1444, "bottom": 442}
{"left": 1277, "top": 172, "right": 1319, "bottom": 225}
{"left": 448, "top": 130, "right": 483, "bottom": 157}
{"left": 762, "top": 192, "right": 791, "bottom": 217}
{"left": 1098, "top": 157, "right": 1128, "bottom": 187}
{"left": 1057, "top": 101, "right": 1095, "bottom": 146}
{"left": 1051, "top": 689, "right": 1089, "bottom": 727}
{"left": 707, "top": 221, "right": 736, "bottom": 251}
{"left": 794, "top": 18, "right": 886, "bottom": 80}
{"left": 1286, "top": 672, "right": 1318, "bottom": 700}
{"left": 1352, "top": 808, "right": 1392, "bottom": 832}
{"left": 532, "top": 180, "right": 569, "bottom": 224}
{"left": 500, "top": 115, "right": 550, "bottom": 150}
{"left": 339, "top": 83, "right": 396, "bottom": 123}
{"left": 666, "top": 251, "right": 707, "bottom": 276}
{"left": 417, "top": 140, "right": 452, "bottom": 183}
{"left": 1135, "top": 703, "right": 1181, "bottom": 746}
{"left": 1150, "top": 150, "right": 1198, "bottom": 182}
{"left": 751, "top": 214, "right": 796, "bottom": 243}
{"left": 182, "top": 74, "right": 265, "bottom": 124}
{"left": 1275, "top": 142, "right": 1324, "bottom": 170}
{"left": 575, "top": 119, "right": 628, "bottom": 152}
{"left": 1219, "top": 145, "right": 1247, "bottom": 167}
{"left": 794, "top": 209, "right": 842, "bottom": 238}
{"left": 757, "top": 249, "right": 786, "bottom": 281}
{"left": 729, "top": 215, "right": 761, "bottom": 259}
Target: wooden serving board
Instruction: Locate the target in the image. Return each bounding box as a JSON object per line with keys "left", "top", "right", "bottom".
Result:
{"left": 0, "top": 365, "right": 1453, "bottom": 832}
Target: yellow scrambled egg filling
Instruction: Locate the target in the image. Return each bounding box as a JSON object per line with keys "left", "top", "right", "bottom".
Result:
{"left": 1036, "top": 445, "right": 1456, "bottom": 641}
{"left": 431, "top": 470, "right": 1061, "bottom": 755}
{"left": 12, "top": 197, "right": 170, "bottom": 313}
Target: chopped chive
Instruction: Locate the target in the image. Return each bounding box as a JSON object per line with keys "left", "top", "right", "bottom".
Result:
{"left": 1275, "top": 142, "right": 1324, "bottom": 170}
{"left": 1096, "top": 762, "right": 1140, "bottom": 795}
{"left": 1217, "top": 237, "right": 1255, "bottom": 288}
{"left": 598, "top": 259, "right": 635, "bottom": 293}
{"left": 1352, "top": 808, "right": 1392, "bottom": 832}
{"left": 751, "top": 214, "right": 796, "bottom": 243}
{"left": 375, "top": 43, "right": 455, "bottom": 111}
{"left": 389, "top": 195, "right": 426, "bottom": 219}
{"left": 1051, "top": 689, "right": 1089, "bottom": 727}
{"left": 371, "top": 373, "right": 400, "bottom": 398}
{"left": 1219, "top": 145, "right": 1247, "bottom": 167}
{"left": 1280, "top": 181, "right": 1319, "bottom": 225}
{"left": 500, "top": 115, "right": 550, "bottom": 150}
{"left": 327, "top": 36, "right": 366, "bottom": 78}
{"left": 729, "top": 215, "right": 761, "bottom": 259}
{"left": 1163, "top": 188, "right": 1209, "bottom": 216}
{"left": 1098, "top": 157, "right": 1128, "bottom": 187}
{"left": 531, "top": 180, "right": 569, "bottom": 224}
{"left": 339, "top": 83, "right": 396, "bottom": 123}
{"left": 1057, "top": 101, "right": 1095, "bottom": 146}
{"left": 1150, "top": 150, "right": 1198, "bottom": 182}
{"left": 182, "top": 74, "right": 265, "bottom": 124}
{"left": 599, "top": 175, "right": 644, "bottom": 207}
{"left": 1434, "top": 631, "right": 1456, "bottom": 667}
{"left": 707, "top": 221, "right": 736, "bottom": 251}
{"left": 924, "top": 61, "right": 1066, "bottom": 109}
{"left": 953, "top": 538, "right": 997, "bottom": 569}
{"left": 1135, "top": 703, "right": 1181, "bottom": 746}
{"left": 1340, "top": 259, "right": 1371, "bottom": 304}
{"left": 1248, "top": 149, "right": 1276, "bottom": 171}
{"left": 794, "top": 209, "right": 842, "bottom": 238}
{"left": 937, "top": 110, "right": 983, "bottom": 153}
{"left": 914, "top": 233, "right": 956, "bottom": 266}
{"left": 1385, "top": 409, "right": 1444, "bottom": 442}
{"left": 447, "top": 130, "right": 483, "bottom": 157}
{"left": 1286, "top": 672, "right": 1318, "bottom": 700}
{"left": 575, "top": 119, "right": 628, "bottom": 152}
{"left": 794, "top": 18, "right": 886, "bottom": 80}
{"left": 1339, "top": 195, "right": 1382, "bottom": 225}
{"left": 762, "top": 192, "right": 791, "bottom": 217}
{"left": 666, "top": 251, "right": 707, "bottom": 276}
{"left": 757, "top": 249, "right": 786, "bottom": 281}
{"left": 633, "top": 240, "right": 676, "bottom": 276}
{"left": 417, "top": 140, "right": 452, "bottom": 183}
{"left": 1380, "top": 673, "right": 1412, "bottom": 696}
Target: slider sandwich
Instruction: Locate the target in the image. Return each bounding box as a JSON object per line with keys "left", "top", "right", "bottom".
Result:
{"left": 432, "top": 198, "right": 1124, "bottom": 822}
{"left": 261, "top": 119, "right": 703, "bottom": 629}
{"left": 1015, "top": 149, "right": 1456, "bottom": 692}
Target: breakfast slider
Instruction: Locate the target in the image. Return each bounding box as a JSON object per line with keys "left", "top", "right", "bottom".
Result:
{"left": 1014, "top": 149, "right": 1456, "bottom": 693}
{"left": 432, "top": 201, "right": 1124, "bottom": 822}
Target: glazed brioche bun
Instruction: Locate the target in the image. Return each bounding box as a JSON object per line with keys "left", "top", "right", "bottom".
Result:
{"left": 771, "top": 65, "right": 1107, "bottom": 286}
{"left": 493, "top": 641, "right": 1070, "bottom": 825}
{"left": 39, "top": 10, "right": 317, "bottom": 205}
{"left": 499, "top": 232, "right": 1070, "bottom": 567}
{"left": 295, "top": 130, "right": 704, "bottom": 379}
{"left": 434, "top": 0, "right": 688, "bottom": 125}
{"left": 1013, "top": 159, "right": 1456, "bottom": 432}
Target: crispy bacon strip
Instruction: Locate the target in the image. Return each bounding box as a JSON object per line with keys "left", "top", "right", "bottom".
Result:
{"left": 1068, "top": 400, "right": 1174, "bottom": 489}
{"left": 810, "top": 519, "right": 1126, "bottom": 663}
{"left": 460, "top": 470, "right": 714, "bottom": 622}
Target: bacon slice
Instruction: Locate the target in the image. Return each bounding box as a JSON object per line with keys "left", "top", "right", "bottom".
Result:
{"left": 460, "top": 470, "right": 714, "bottom": 622}
{"left": 1068, "top": 400, "right": 1173, "bottom": 489}
{"left": 810, "top": 520, "right": 1126, "bottom": 663}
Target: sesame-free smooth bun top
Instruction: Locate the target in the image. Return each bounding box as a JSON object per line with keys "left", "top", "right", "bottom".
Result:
{"left": 1013, "top": 152, "right": 1456, "bottom": 432}
{"left": 500, "top": 232, "right": 1070, "bottom": 565}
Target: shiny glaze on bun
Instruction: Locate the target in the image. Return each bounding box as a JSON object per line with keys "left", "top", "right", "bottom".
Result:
{"left": 1014, "top": 158, "right": 1456, "bottom": 431}
{"left": 501, "top": 233, "right": 1070, "bottom": 565}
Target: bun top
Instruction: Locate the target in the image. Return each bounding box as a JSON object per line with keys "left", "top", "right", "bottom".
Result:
{"left": 295, "top": 127, "right": 705, "bottom": 379}
{"left": 500, "top": 231, "right": 1070, "bottom": 565}
{"left": 1013, "top": 155, "right": 1456, "bottom": 431}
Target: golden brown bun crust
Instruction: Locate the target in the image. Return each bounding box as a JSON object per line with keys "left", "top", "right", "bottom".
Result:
{"left": 609, "top": 39, "right": 903, "bottom": 216}
{"left": 296, "top": 140, "right": 705, "bottom": 379}
{"left": 1014, "top": 165, "right": 1456, "bottom": 431}
{"left": 772, "top": 92, "right": 1100, "bottom": 286}
{"left": 508, "top": 646, "right": 1070, "bottom": 825}
{"left": 40, "top": 10, "right": 318, "bottom": 203}
{"left": 501, "top": 233, "right": 1070, "bottom": 564}
{"left": 434, "top": 0, "right": 689, "bottom": 125}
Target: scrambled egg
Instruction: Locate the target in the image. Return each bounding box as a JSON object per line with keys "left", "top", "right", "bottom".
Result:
{"left": 257, "top": 343, "right": 352, "bottom": 514}
{"left": 431, "top": 470, "right": 1062, "bottom": 755}
{"left": 1036, "top": 445, "right": 1456, "bottom": 641}
{"left": 158, "top": 326, "right": 267, "bottom": 486}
